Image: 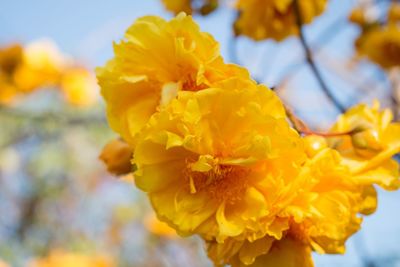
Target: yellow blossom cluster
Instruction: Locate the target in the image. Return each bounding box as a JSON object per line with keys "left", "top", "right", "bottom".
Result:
{"left": 161, "top": 0, "right": 218, "bottom": 15}
{"left": 234, "top": 0, "right": 328, "bottom": 41}
{"left": 28, "top": 250, "right": 114, "bottom": 267}
{"left": 352, "top": 3, "right": 400, "bottom": 69}
{"left": 160, "top": 0, "right": 329, "bottom": 41}
{"left": 0, "top": 39, "right": 97, "bottom": 106}
{"left": 98, "top": 14, "right": 400, "bottom": 267}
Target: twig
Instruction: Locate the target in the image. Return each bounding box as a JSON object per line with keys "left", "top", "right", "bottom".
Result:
{"left": 274, "top": 15, "right": 348, "bottom": 87}
{"left": 16, "top": 194, "right": 40, "bottom": 240}
{"left": 293, "top": 0, "right": 346, "bottom": 112}
{"left": 284, "top": 105, "right": 356, "bottom": 137}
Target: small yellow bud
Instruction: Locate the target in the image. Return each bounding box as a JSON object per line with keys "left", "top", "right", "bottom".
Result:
{"left": 349, "top": 8, "right": 368, "bottom": 26}
{"left": 200, "top": 0, "right": 218, "bottom": 15}
{"left": 99, "top": 139, "right": 133, "bottom": 176}
{"left": 304, "top": 135, "right": 328, "bottom": 158}
{"left": 351, "top": 129, "right": 383, "bottom": 157}
{"left": 0, "top": 44, "right": 23, "bottom": 75}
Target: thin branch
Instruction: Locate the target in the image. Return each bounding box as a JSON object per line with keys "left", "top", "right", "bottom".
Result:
{"left": 16, "top": 193, "right": 40, "bottom": 240}
{"left": 293, "top": 0, "right": 346, "bottom": 112}
{"left": 284, "top": 105, "right": 356, "bottom": 137}
{"left": 274, "top": 15, "right": 348, "bottom": 86}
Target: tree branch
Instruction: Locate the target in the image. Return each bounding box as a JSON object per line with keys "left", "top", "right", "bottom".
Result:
{"left": 293, "top": 0, "right": 346, "bottom": 112}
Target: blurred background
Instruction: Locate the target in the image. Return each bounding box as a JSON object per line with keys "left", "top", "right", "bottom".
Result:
{"left": 0, "top": 0, "right": 399, "bottom": 266}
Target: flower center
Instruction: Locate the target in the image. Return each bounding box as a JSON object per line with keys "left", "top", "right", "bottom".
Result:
{"left": 184, "top": 159, "right": 250, "bottom": 204}
{"left": 181, "top": 75, "right": 207, "bottom": 91}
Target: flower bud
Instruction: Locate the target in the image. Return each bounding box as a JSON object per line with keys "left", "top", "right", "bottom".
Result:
{"left": 99, "top": 139, "right": 133, "bottom": 176}
{"left": 351, "top": 129, "right": 383, "bottom": 157}
{"left": 349, "top": 8, "right": 368, "bottom": 26}
{"left": 304, "top": 135, "right": 328, "bottom": 158}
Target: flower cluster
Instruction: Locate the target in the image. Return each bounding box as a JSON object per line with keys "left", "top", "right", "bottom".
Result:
{"left": 161, "top": 0, "right": 219, "bottom": 16}
{"left": 98, "top": 14, "right": 400, "bottom": 267}
{"left": 234, "top": 0, "right": 328, "bottom": 41}
{"left": 0, "top": 39, "right": 97, "bottom": 106}
{"left": 159, "top": 0, "right": 329, "bottom": 41}
{"left": 351, "top": 3, "right": 400, "bottom": 69}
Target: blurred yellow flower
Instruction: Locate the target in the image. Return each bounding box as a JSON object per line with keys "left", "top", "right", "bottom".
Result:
{"left": 28, "top": 251, "right": 114, "bottom": 267}
{"left": 144, "top": 212, "right": 178, "bottom": 238}
{"left": 1, "top": 39, "right": 96, "bottom": 106}
{"left": 60, "top": 68, "right": 98, "bottom": 106}
{"left": 388, "top": 3, "right": 400, "bottom": 24}
{"left": 161, "top": 0, "right": 219, "bottom": 15}
{"left": 356, "top": 25, "right": 400, "bottom": 69}
{"left": 348, "top": 7, "right": 369, "bottom": 26}
{"left": 234, "top": 0, "right": 328, "bottom": 41}
{"left": 97, "top": 13, "right": 251, "bottom": 146}
{"left": 0, "top": 82, "right": 18, "bottom": 104}
{"left": 0, "top": 44, "right": 23, "bottom": 103}
{"left": 0, "top": 44, "right": 23, "bottom": 76}
{"left": 13, "top": 39, "right": 66, "bottom": 92}
{"left": 162, "top": 0, "right": 192, "bottom": 14}
{"left": 99, "top": 138, "right": 133, "bottom": 176}
{"left": 329, "top": 101, "right": 400, "bottom": 190}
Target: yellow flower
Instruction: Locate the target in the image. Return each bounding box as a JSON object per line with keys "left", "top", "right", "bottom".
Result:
{"left": 161, "top": 0, "right": 219, "bottom": 15}
{"left": 13, "top": 39, "right": 66, "bottom": 92}
{"left": 99, "top": 138, "right": 133, "bottom": 176}
{"left": 208, "top": 236, "right": 314, "bottom": 267}
{"left": 388, "top": 3, "right": 400, "bottom": 24}
{"left": 1, "top": 40, "right": 97, "bottom": 105}
{"left": 0, "top": 44, "right": 23, "bottom": 76}
{"left": 133, "top": 83, "right": 304, "bottom": 243}
{"left": 206, "top": 147, "right": 367, "bottom": 266}
{"left": 144, "top": 212, "right": 178, "bottom": 238}
{"left": 348, "top": 7, "right": 369, "bottom": 26}
{"left": 97, "top": 13, "right": 251, "bottom": 146}
{"left": 0, "top": 78, "right": 18, "bottom": 104}
{"left": 329, "top": 101, "right": 400, "bottom": 190}
{"left": 356, "top": 25, "right": 400, "bottom": 69}
{"left": 28, "top": 251, "right": 114, "bottom": 267}
{"left": 234, "top": 0, "right": 328, "bottom": 41}
{"left": 162, "top": 0, "right": 192, "bottom": 14}
{"left": 60, "top": 68, "right": 98, "bottom": 106}
{"left": 0, "top": 44, "right": 23, "bottom": 103}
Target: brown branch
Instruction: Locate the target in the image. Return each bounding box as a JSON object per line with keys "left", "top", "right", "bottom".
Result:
{"left": 293, "top": 0, "right": 346, "bottom": 112}
{"left": 16, "top": 194, "right": 40, "bottom": 240}
{"left": 285, "top": 105, "right": 355, "bottom": 137}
